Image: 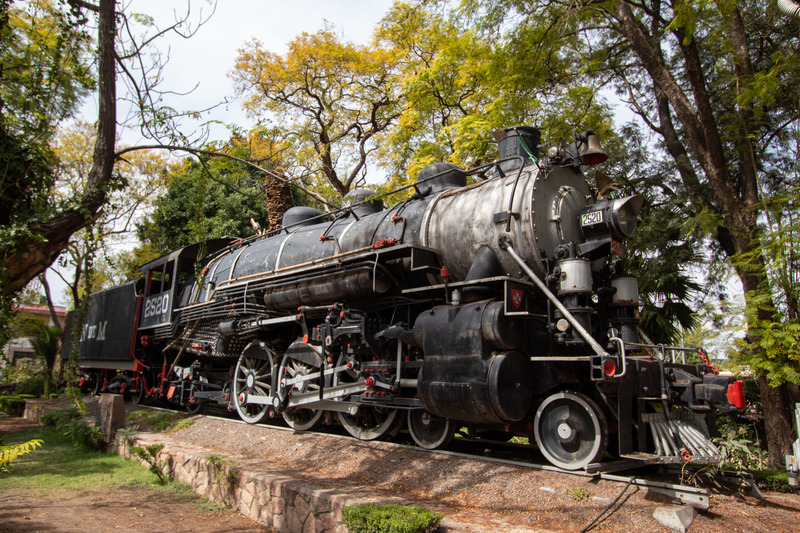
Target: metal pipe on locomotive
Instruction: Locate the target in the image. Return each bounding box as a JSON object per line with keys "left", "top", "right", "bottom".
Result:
{"left": 63, "top": 126, "right": 745, "bottom": 470}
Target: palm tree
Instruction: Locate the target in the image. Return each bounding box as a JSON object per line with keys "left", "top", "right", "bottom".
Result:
{"left": 18, "top": 321, "right": 62, "bottom": 399}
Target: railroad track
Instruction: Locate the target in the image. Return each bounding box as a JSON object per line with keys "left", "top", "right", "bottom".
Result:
{"left": 130, "top": 400, "right": 763, "bottom": 511}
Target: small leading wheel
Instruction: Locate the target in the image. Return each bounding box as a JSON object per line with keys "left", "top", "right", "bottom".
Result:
{"left": 533, "top": 391, "right": 608, "bottom": 470}
{"left": 338, "top": 406, "right": 401, "bottom": 441}
{"left": 233, "top": 342, "right": 275, "bottom": 424}
{"left": 407, "top": 409, "right": 454, "bottom": 450}
{"left": 278, "top": 354, "right": 324, "bottom": 431}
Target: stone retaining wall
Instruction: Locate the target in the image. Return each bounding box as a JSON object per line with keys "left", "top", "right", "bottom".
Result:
{"left": 118, "top": 433, "right": 388, "bottom": 533}
{"left": 22, "top": 400, "right": 47, "bottom": 424}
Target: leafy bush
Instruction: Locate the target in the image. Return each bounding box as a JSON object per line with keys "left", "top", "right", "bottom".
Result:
{"left": 41, "top": 408, "right": 81, "bottom": 429}
{"left": 569, "top": 486, "right": 591, "bottom": 501}
{"left": 713, "top": 416, "right": 768, "bottom": 473}
{"left": 147, "top": 412, "right": 182, "bottom": 432}
{"left": 751, "top": 470, "right": 795, "bottom": 493}
{"left": 1, "top": 359, "right": 41, "bottom": 383}
{"left": 61, "top": 419, "right": 104, "bottom": 450}
{"left": 132, "top": 443, "right": 171, "bottom": 484}
{"left": 16, "top": 374, "right": 46, "bottom": 396}
{"left": 41, "top": 408, "right": 103, "bottom": 450}
{"left": 115, "top": 425, "right": 140, "bottom": 449}
{"left": 342, "top": 503, "right": 443, "bottom": 533}
{"left": 0, "top": 395, "right": 26, "bottom": 416}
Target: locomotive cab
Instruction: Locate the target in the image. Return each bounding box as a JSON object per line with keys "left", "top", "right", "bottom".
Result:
{"left": 137, "top": 237, "right": 236, "bottom": 331}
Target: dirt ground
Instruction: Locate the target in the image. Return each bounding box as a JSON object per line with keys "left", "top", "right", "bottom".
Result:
{"left": 3, "top": 399, "right": 800, "bottom": 532}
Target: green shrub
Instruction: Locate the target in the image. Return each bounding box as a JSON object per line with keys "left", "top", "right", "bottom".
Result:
{"left": 751, "top": 470, "right": 796, "bottom": 493}
{"left": 170, "top": 418, "right": 195, "bottom": 432}
{"left": 41, "top": 409, "right": 81, "bottom": 430}
{"left": 569, "top": 486, "right": 591, "bottom": 501}
{"left": 16, "top": 374, "right": 45, "bottom": 396}
{"left": 1, "top": 359, "right": 41, "bottom": 383}
{"left": 132, "top": 443, "right": 171, "bottom": 484}
{"left": 148, "top": 412, "right": 182, "bottom": 432}
{"left": 40, "top": 408, "right": 103, "bottom": 450}
{"left": 342, "top": 503, "right": 443, "bottom": 533}
{"left": 61, "top": 419, "right": 104, "bottom": 450}
{"left": 713, "top": 416, "right": 768, "bottom": 472}
{"left": 0, "top": 395, "right": 26, "bottom": 416}
{"left": 115, "top": 425, "right": 140, "bottom": 449}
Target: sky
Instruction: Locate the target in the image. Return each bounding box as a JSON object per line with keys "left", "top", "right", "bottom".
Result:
{"left": 50, "top": 0, "right": 396, "bottom": 306}
{"left": 112, "top": 0, "right": 395, "bottom": 143}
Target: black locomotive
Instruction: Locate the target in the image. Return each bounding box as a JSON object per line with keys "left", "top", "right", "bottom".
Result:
{"left": 62, "top": 126, "right": 744, "bottom": 470}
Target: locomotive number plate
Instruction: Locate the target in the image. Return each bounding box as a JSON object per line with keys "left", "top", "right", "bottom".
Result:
{"left": 581, "top": 210, "right": 603, "bottom": 226}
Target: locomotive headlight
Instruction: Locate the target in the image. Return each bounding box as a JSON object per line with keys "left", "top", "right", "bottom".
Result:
{"left": 579, "top": 195, "right": 644, "bottom": 241}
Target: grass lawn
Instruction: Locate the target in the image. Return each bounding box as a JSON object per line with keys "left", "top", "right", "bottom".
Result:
{"left": 0, "top": 424, "right": 221, "bottom": 511}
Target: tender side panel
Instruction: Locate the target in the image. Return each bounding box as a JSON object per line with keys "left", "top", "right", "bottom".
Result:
{"left": 62, "top": 281, "right": 140, "bottom": 363}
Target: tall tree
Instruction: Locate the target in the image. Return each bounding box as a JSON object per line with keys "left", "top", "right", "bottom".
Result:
{"left": 375, "top": 2, "right": 621, "bottom": 188}
{"left": 463, "top": 0, "right": 800, "bottom": 466}
{"left": 1, "top": 0, "right": 116, "bottom": 297}
{"left": 136, "top": 150, "right": 270, "bottom": 256}
{"left": 1, "top": 0, "right": 214, "bottom": 331}
{"left": 231, "top": 26, "right": 402, "bottom": 200}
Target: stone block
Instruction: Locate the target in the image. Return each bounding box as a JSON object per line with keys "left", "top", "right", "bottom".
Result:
{"left": 273, "top": 513, "right": 287, "bottom": 531}
{"left": 288, "top": 509, "right": 303, "bottom": 533}
{"left": 23, "top": 401, "right": 46, "bottom": 423}
{"left": 317, "top": 511, "right": 336, "bottom": 532}
{"left": 653, "top": 505, "right": 697, "bottom": 532}
{"left": 240, "top": 487, "right": 254, "bottom": 510}
{"left": 294, "top": 493, "right": 311, "bottom": 522}
{"left": 98, "top": 393, "right": 126, "bottom": 443}
{"left": 302, "top": 515, "right": 316, "bottom": 533}
{"left": 270, "top": 496, "right": 286, "bottom": 515}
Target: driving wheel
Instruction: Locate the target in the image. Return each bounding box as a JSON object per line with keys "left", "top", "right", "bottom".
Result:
{"left": 233, "top": 342, "right": 275, "bottom": 424}
{"left": 278, "top": 353, "right": 324, "bottom": 431}
{"left": 338, "top": 406, "right": 401, "bottom": 441}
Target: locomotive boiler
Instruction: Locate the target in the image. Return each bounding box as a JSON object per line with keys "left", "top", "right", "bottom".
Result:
{"left": 64, "top": 126, "right": 744, "bottom": 470}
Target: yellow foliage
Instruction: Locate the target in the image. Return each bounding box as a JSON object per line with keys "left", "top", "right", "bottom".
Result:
{"left": 0, "top": 439, "right": 44, "bottom": 473}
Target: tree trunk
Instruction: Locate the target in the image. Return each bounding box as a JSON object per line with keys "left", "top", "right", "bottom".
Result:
{"left": 264, "top": 174, "right": 293, "bottom": 230}
{"left": 39, "top": 273, "right": 62, "bottom": 329}
{"left": 611, "top": 0, "right": 795, "bottom": 463}
{"left": 1, "top": 0, "right": 116, "bottom": 297}
{"left": 756, "top": 374, "right": 796, "bottom": 469}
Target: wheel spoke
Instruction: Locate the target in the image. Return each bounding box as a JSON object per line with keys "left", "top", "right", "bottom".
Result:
{"left": 339, "top": 407, "right": 400, "bottom": 441}
{"left": 278, "top": 347, "right": 325, "bottom": 432}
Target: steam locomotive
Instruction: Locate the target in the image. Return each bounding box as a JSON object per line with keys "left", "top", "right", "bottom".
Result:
{"left": 62, "top": 126, "right": 744, "bottom": 470}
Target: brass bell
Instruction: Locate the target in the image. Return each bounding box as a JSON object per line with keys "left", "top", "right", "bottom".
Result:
{"left": 580, "top": 130, "right": 608, "bottom": 166}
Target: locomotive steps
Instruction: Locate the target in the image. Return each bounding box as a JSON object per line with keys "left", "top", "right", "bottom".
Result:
{"left": 111, "top": 406, "right": 716, "bottom": 533}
